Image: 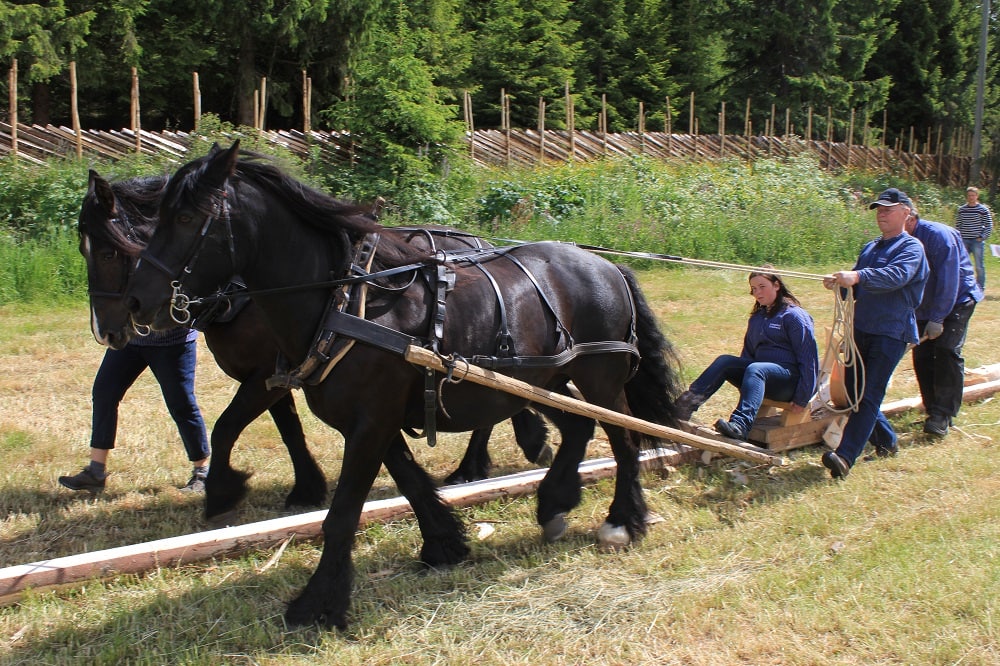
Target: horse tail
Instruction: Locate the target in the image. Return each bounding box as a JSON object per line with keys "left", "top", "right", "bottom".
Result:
{"left": 618, "top": 265, "right": 685, "bottom": 447}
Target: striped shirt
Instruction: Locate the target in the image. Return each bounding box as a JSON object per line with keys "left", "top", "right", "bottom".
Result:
{"left": 955, "top": 202, "right": 993, "bottom": 241}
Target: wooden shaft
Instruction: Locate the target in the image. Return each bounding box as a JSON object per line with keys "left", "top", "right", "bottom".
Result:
{"left": 404, "top": 346, "right": 785, "bottom": 467}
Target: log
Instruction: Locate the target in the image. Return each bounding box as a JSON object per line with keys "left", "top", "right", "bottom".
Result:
{"left": 883, "top": 377, "right": 1000, "bottom": 416}
{"left": 0, "top": 446, "right": 694, "bottom": 605}
{"left": 405, "top": 345, "right": 786, "bottom": 467}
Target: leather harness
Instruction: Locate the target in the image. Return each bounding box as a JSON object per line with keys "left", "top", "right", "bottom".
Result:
{"left": 252, "top": 232, "right": 642, "bottom": 446}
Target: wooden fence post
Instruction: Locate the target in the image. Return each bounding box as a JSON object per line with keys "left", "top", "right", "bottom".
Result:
{"left": 70, "top": 61, "right": 82, "bottom": 158}
{"left": 130, "top": 67, "right": 141, "bottom": 154}
{"left": 601, "top": 94, "right": 608, "bottom": 156}
{"left": 193, "top": 72, "right": 201, "bottom": 131}
{"left": 502, "top": 88, "right": 510, "bottom": 167}
{"left": 689, "top": 92, "right": 695, "bottom": 135}
{"left": 719, "top": 101, "right": 726, "bottom": 157}
{"left": 565, "top": 81, "right": 575, "bottom": 163}
{"left": 537, "top": 97, "right": 545, "bottom": 164}
{"left": 463, "top": 90, "right": 475, "bottom": 160}
{"left": 8, "top": 59, "right": 17, "bottom": 158}
{"left": 259, "top": 76, "right": 267, "bottom": 131}
{"left": 301, "top": 70, "right": 310, "bottom": 135}
{"left": 638, "top": 100, "right": 645, "bottom": 154}
{"left": 665, "top": 96, "right": 671, "bottom": 155}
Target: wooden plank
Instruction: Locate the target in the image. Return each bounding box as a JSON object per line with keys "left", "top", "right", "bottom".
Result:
{"left": 0, "top": 446, "right": 694, "bottom": 605}
{"left": 749, "top": 413, "right": 840, "bottom": 451}
{"left": 405, "top": 345, "right": 786, "bottom": 467}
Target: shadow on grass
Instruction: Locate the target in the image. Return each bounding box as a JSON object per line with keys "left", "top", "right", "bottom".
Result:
{"left": 3, "top": 422, "right": 957, "bottom": 660}
{"left": 4, "top": 515, "right": 632, "bottom": 661}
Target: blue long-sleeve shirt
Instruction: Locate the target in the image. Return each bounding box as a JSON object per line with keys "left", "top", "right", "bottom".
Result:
{"left": 909, "top": 217, "right": 983, "bottom": 323}
{"left": 851, "top": 233, "right": 928, "bottom": 344}
{"left": 129, "top": 327, "right": 198, "bottom": 347}
{"left": 740, "top": 303, "right": 819, "bottom": 407}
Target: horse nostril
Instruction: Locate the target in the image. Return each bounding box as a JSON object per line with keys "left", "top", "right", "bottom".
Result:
{"left": 125, "top": 295, "right": 140, "bottom": 314}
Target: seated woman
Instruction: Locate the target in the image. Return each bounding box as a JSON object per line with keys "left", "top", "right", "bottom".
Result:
{"left": 676, "top": 268, "right": 819, "bottom": 441}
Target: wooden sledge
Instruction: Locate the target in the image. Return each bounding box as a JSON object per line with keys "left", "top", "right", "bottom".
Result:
{"left": 747, "top": 363, "right": 1000, "bottom": 452}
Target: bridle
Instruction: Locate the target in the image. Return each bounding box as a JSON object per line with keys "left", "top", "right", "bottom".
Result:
{"left": 136, "top": 187, "right": 236, "bottom": 325}
{"left": 86, "top": 208, "right": 152, "bottom": 337}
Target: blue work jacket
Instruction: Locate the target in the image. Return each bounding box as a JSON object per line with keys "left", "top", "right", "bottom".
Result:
{"left": 851, "top": 232, "right": 928, "bottom": 344}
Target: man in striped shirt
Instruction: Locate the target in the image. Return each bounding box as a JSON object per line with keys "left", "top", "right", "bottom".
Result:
{"left": 955, "top": 186, "right": 993, "bottom": 289}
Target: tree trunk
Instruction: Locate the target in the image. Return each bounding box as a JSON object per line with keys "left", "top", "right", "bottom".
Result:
{"left": 31, "top": 81, "right": 51, "bottom": 126}
{"left": 236, "top": 30, "right": 257, "bottom": 127}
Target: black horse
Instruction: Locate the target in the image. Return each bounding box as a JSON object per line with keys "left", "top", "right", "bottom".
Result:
{"left": 125, "top": 142, "right": 683, "bottom": 629}
{"left": 80, "top": 172, "right": 549, "bottom": 518}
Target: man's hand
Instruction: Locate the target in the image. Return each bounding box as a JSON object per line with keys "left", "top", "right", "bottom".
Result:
{"left": 924, "top": 321, "right": 944, "bottom": 340}
{"left": 823, "top": 271, "right": 860, "bottom": 290}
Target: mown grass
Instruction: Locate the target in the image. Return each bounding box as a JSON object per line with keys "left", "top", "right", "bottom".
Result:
{"left": 2, "top": 262, "right": 999, "bottom": 665}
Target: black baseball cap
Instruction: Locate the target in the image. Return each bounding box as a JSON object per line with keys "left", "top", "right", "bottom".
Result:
{"left": 868, "top": 188, "right": 912, "bottom": 209}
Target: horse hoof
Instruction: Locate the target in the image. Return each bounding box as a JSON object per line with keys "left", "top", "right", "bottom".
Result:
{"left": 597, "top": 521, "right": 631, "bottom": 552}
{"left": 206, "top": 508, "right": 239, "bottom": 527}
{"left": 534, "top": 444, "right": 555, "bottom": 467}
{"left": 542, "top": 512, "right": 568, "bottom": 542}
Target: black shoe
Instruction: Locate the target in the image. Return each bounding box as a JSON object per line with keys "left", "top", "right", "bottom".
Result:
{"left": 180, "top": 467, "right": 209, "bottom": 492}
{"left": 822, "top": 451, "right": 850, "bottom": 479}
{"left": 58, "top": 467, "right": 106, "bottom": 493}
{"left": 675, "top": 391, "right": 705, "bottom": 421}
{"left": 873, "top": 439, "right": 899, "bottom": 458}
{"left": 923, "top": 416, "right": 949, "bottom": 437}
{"left": 714, "top": 418, "right": 746, "bottom": 440}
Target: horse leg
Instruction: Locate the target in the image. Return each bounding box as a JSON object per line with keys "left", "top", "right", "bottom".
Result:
{"left": 267, "top": 393, "right": 327, "bottom": 509}
{"left": 443, "top": 427, "right": 492, "bottom": 485}
{"left": 383, "top": 435, "right": 469, "bottom": 566}
{"left": 285, "top": 431, "right": 389, "bottom": 630}
{"left": 533, "top": 408, "right": 596, "bottom": 542}
{"left": 512, "top": 409, "right": 553, "bottom": 466}
{"left": 596, "top": 421, "right": 648, "bottom": 551}
{"left": 203, "top": 387, "right": 259, "bottom": 521}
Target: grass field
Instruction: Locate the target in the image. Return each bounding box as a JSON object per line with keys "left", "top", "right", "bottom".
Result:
{"left": 2, "top": 264, "right": 999, "bottom": 665}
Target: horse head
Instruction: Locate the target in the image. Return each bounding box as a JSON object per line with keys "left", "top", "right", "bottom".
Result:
{"left": 126, "top": 141, "right": 243, "bottom": 331}
{"left": 78, "top": 170, "right": 162, "bottom": 348}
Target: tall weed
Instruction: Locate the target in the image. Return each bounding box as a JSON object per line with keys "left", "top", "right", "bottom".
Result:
{"left": 0, "top": 229, "right": 86, "bottom": 305}
{"left": 1, "top": 152, "right": 963, "bottom": 304}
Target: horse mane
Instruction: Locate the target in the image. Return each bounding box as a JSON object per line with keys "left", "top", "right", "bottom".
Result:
{"left": 79, "top": 176, "right": 166, "bottom": 257}
{"left": 168, "top": 149, "right": 428, "bottom": 269}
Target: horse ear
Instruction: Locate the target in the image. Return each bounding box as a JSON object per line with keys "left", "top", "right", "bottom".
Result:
{"left": 207, "top": 142, "right": 222, "bottom": 155}
{"left": 90, "top": 170, "right": 117, "bottom": 216}
{"left": 202, "top": 140, "right": 240, "bottom": 189}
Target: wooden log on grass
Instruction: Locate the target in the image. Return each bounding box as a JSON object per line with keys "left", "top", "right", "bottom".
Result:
{"left": 0, "top": 446, "right": 695, "bottom": 605}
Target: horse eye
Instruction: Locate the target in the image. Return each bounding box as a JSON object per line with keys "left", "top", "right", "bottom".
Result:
{"left": 100, "top": 250, "right": 117, "bottom": 262}
{"left": 177, "top": 212, "right": 194, "bottom": 225}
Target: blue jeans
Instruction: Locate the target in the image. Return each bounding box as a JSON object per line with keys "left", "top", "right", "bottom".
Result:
{"left": 964, "top": 238, "right": 986, "bottom": 289}
{"left": 688, "top": 355, "right": 798, "bottom": 435}
{"left": 91, "top": 340, "right": 210, "bottom": 462}
{"left": 835, "top": 331, "right": 908, "bottom": 466}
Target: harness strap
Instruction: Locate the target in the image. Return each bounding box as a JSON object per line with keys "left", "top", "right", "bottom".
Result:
{"left": 468, "top": 260, "right": 514, "bottom": 357}
{"left": 266, "top": 233, "right": 381, "bottom": 390}
{"left": 470, "top": 340, "right": 639, "bottom": 370}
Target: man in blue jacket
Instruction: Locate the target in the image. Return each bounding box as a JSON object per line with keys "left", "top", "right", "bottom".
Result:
{"left": 821, "top": 188, "right": 928, "bottom": 479}
{"left": 904, "top": 205, "right": 983, "bottom": 436}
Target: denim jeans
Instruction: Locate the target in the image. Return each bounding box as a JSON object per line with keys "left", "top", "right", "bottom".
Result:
{"left": 835, "top": 331, "right": 909, "bottom": 466}
{"left": 688, "top": 354, "right": 798, "bottom": 435}
{"left": 91, "top": 340, "right": 210, "bottom": 461}
{"left": 964, "top": 238, "right": 986, "bottom": 289}
{"left": 913, "top": 300, "right": 976, "bottom": 419}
